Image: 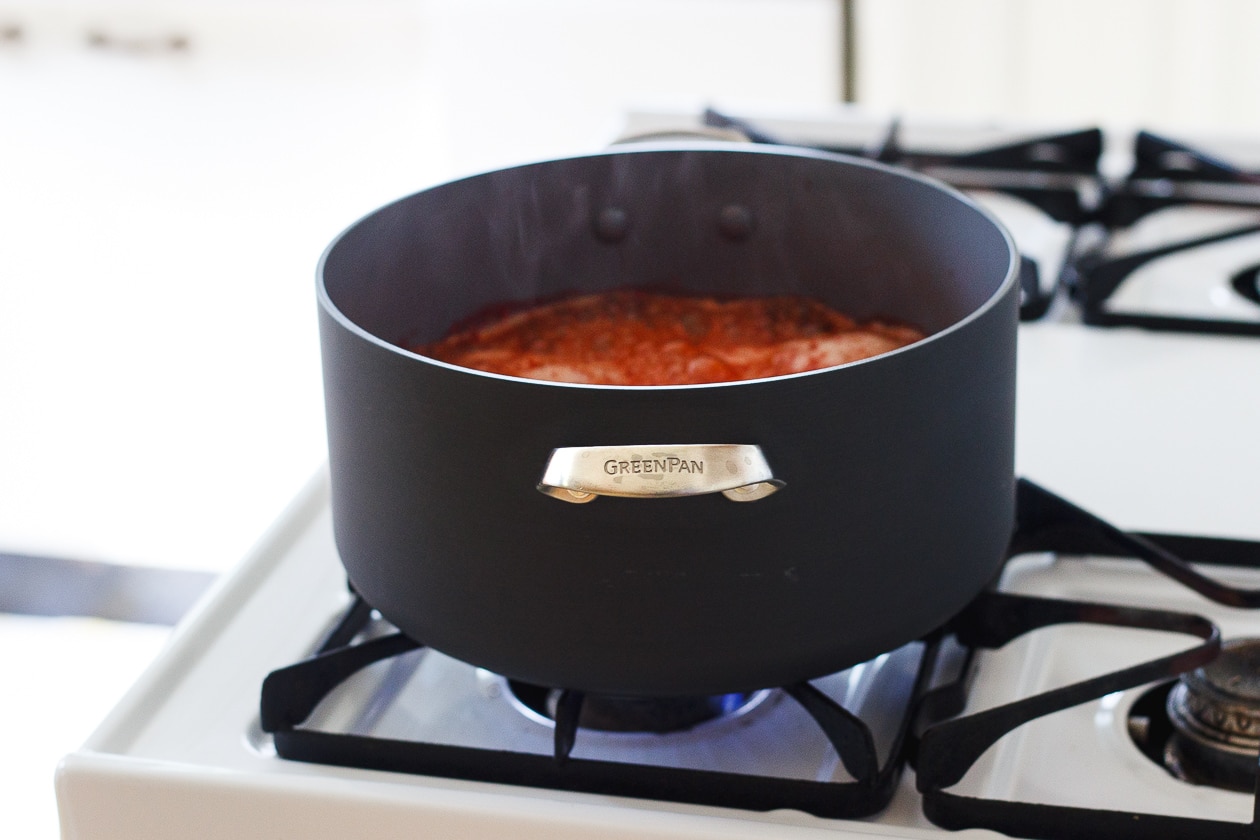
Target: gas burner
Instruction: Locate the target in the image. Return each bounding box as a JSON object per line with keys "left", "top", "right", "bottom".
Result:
{"left": 1128, "top": 638, "right": 1260, "bottom": 794}
{"left": 1167, "top": 637, "right": 1260, "bottom": 791}
{"left": 498, "top": 677, "right": 770, "bottom": 733}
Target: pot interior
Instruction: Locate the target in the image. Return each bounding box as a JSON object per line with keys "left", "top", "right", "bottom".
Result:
{"left": 320, "top": 145, "right": 1015, "bottom": 364}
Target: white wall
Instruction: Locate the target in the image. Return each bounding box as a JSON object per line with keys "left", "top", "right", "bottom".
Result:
{"left": 855, "top": 0, "right": 1260, "bottom": 135}
{"left": 420, "top": 0, "right": 841, "bottom": 173}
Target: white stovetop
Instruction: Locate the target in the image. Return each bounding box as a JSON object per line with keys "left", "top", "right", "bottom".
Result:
{"left": 52, "top": 321, "right": 1260, "bottom": 839}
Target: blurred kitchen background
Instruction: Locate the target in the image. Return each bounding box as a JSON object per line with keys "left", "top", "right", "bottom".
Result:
{"left": 3, "top": 1, "right": 1259, "bottom": 837}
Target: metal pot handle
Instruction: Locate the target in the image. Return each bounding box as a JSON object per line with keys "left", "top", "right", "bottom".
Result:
{"left": 538, "top": 444, "right": 784, "bottom": 504}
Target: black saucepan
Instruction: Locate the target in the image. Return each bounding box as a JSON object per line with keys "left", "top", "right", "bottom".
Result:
{"left": 316, "top": 143, "right": 1020, "bottom": 697}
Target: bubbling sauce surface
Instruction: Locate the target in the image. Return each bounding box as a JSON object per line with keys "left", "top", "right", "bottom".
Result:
{"left": 417, "top": 290, "right": 925, "bottom": 385}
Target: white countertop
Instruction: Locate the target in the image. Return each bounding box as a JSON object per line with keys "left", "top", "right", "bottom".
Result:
{"left": 0, "top": 0, "right": 842, "bottom": 574}
{"left": 0, "top": 13, "right": 446, "bottom": 839}
{"left": 0, "top": 5, "right": 445, "bottom": 575}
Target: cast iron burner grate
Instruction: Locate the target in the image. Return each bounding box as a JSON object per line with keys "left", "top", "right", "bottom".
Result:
{"left": 260, "top": 479, "right": 1260, "bottom": 834}
{"left": 914, "top": 479, "right": 1260, "bottom": 839}
{"left": 1073, "top": 130, "right": 1260, "bottom": 336}
{"left": 702, "top": 109, "right": 1260, "bottom": 335}
{"left": 260, "top": 590, "right": 930, "bottom": 818}
{"left": 701, "top": 108, "right": 1102, "bottom": 322}
{"left": 703, "top": 108, "right": 1103, "bottom": 226}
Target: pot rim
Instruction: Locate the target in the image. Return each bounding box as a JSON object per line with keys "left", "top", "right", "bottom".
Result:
{"left": 316, "top": 141, "right": 1020, "bottom": 392}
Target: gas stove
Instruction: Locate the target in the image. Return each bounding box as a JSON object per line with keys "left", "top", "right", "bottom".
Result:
{"left": 55, "top": 109, "right": 1260, "bottom": 840}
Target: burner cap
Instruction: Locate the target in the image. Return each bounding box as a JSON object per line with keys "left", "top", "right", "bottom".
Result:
{"left": 1166, "top": 637, "right": 1260, "bottom": 791}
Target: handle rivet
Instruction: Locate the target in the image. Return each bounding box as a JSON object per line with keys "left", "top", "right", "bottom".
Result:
{"left": 718, "top": 204, "right": 755, "bottom": 241}
{"left": 594, "top": 207, "right": 629, "bottom": 242}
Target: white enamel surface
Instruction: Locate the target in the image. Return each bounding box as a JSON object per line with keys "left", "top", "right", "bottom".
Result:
{"left": 1015, "top": 323, "right": 1260, "bottom": 539}
{"left": 1103, "top": 236, "right": 1260, "bottom": 322}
